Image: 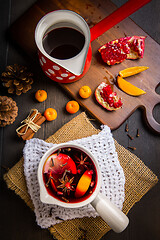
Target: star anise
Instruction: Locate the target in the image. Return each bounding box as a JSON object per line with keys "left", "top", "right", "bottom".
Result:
{"left": 57, "top": 174, "right": 75, "bottom": 195}
{"left": 74, "top": 153, "right": 91, "bottom": 170}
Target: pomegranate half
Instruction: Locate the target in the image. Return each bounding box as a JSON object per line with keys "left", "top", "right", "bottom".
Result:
{"left": 98, "top": 36, "right": 146, "bottom": 65}
{"left": 95, "top": 82, "right": 123, "bottom": 111}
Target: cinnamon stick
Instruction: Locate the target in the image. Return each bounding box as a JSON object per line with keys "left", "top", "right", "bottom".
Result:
{"left": 17, "top": 110, "right": 40, "bottom": 137}
{"left": 25, "top": 132, "right": 35, "bottom": 140}
{"left": 22, "top": 115, "right": 46, "bottom": 140}
{"left": 16, "top": 109, "right": 46, "bottom": 140}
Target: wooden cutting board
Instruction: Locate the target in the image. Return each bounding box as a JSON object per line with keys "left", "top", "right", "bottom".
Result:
{"left": 9, "top": 0, "right": 160, "bottom": 133}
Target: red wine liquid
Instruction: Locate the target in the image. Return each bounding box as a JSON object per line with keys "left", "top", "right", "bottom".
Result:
{"left": 43, "top": 27, "right": 85, "bottom": 60}
{"left": 43, "top": 147, "right": 97, "bottom": 204}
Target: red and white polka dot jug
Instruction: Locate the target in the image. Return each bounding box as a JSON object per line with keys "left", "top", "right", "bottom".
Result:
{"left": 35, "top": 1, "right": 151, "bottom": 83}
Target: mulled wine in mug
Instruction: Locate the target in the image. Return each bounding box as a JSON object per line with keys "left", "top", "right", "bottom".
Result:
{"left": 38, "top": 143, "right": 129, "bottom": 233}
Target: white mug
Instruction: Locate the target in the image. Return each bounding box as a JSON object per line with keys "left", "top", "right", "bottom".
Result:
{"left": 37, "top": 143, "right": 129, "bottom": 233}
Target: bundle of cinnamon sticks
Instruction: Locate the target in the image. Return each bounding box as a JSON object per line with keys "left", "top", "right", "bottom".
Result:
{"left": 16, "top": 109, "right": 46, "bottom": 140}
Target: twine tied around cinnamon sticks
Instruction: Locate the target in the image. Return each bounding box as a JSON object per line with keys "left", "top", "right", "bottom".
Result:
{"left": 16, "top": 109, "right": 41, "bottom": 134}
{"left": 16, "top": 109, "right": 46, "bottom": 140}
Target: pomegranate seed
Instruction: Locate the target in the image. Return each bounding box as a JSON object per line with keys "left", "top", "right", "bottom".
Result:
{"left": 114, "top": 102, "right": 119, "bottom": 108}
{"left": 109, "top": 103, "right": 114, "bottom": 107}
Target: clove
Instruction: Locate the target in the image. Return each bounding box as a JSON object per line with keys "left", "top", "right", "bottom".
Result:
{"left": 51, "top": 157, "right": 54, "bottom": 166}
{"left": 125, "top": 123, "right": 129, "bottom": 132}
{"left": 62, "top": 197, "right": 69, "bottom": 203}
{"left": 61, "top": 169, "right": 70, "bottom": 181}
{"left": 60, "top": 162, "right": 68, "bottom": 168}
{"left": 46, "top": 175, "right": 56, "bottom": 187}
{"left": 57, "top": 148, "right": 61, "bottom": 156}
{"left": 128, "top": 146, "right": 136, "bottom": 150}
{"left": 136, "top": 129, "right": 140, "bottom": 137}
{"left": 127, "top": 133, "right": 134, "bottom": 140}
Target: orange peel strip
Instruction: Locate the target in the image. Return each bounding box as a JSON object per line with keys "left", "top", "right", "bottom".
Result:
{"left": 117, "top": 76, "right": 146, "bottom": 96}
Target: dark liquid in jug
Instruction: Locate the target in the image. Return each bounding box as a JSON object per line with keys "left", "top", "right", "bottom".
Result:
{"left": 43, "top": 27, "right": 85, "bottom": 60}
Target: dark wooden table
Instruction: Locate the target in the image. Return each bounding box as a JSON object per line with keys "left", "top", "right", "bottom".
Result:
{"left": 0, "top": 0, "right": 160, "bottom": 240}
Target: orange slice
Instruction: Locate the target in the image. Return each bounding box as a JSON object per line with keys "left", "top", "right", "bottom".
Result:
{"left": 117, "top": 76, "right": 146, "bottom": 96}
{"left": 119, "top": 66, "right": 149, "bottom": 78}
{"left": 75, "top": 170, "right": 92, "bottom": 198}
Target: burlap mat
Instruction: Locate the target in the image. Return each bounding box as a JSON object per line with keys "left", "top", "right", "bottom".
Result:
{"left": 4, "top": 112, "right": 158, "bottom": 240}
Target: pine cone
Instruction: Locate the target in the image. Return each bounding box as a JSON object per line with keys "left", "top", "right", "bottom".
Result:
{"left": 1, "top": 64, "right": 34, "bottom": 95}
{"left": 0, "top": 96, "right": 18, "bottom": 127}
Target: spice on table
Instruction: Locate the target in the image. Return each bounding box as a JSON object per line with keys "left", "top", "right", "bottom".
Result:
{"left": 125, "top": 123, "right": 129, "bottom": 132}
{"left": 128, "top": 146, "right": 136, "bottom": 150}
{"left": 127, "top": 133, "right": 134, "bottom": 140}
{"left": 136, "top": 129, "right": 140, "bottom": 137}
{"left": 16, "top": 109, "right": 46, "bottom": 140}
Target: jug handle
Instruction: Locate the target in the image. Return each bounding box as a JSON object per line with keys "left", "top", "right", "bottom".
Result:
{"left": 91, "top": 193, "right": 129, "bottom": 233}
{"left": 90, "top": 0, "right": 152, "bottom": 42}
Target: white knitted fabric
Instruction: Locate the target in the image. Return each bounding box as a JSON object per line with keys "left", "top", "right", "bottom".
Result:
{"left": 23, "top": 125, "right": 125, "bottom": 228}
